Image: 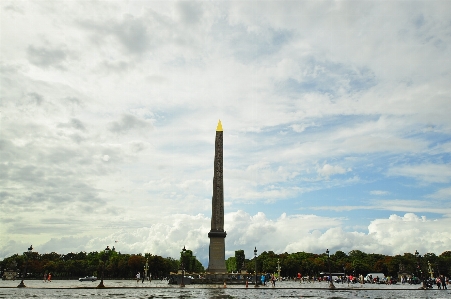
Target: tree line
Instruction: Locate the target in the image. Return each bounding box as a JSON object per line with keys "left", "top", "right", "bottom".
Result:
{"left": 228, "top": 250, "right": 451, "bottom": 278}
{"left": 1, "top": 248, "right": 450, "bottom": 279}
{"left": 0, "top": 249, "right": 185, "bottom": 279}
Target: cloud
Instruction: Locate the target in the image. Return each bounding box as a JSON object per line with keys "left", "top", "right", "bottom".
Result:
{"left": 278, "top": 59, "right": 377, "bottom": 97}
{"left": 427, "top": 187, "right": 451, "bottom": 199}
{"left": 108, "top": 114, "right": 153, "bottom": 134}
{"left": 310, "top": 199, "right": 451, "bottom": 216}
{"left": 79, "top": 13, "right": 151, "bottom": 55}
{"left": 57, "top": 118, "right": 86, "bottom": 131}
{"left": 112, "top": 15, "right": 150, "bottom": 54}
{"left": 388, "top": 164, "right": 451, "bottom": 183}
{"left": 370, "top": 190, "right": 390, "bottom": 196}
{"left": 3, "top": 3, "right": 24, "bottom": 14}
{"left": 2, "top": 211, "right": 449, "bottom": 264}
{"left": 229, "top": 26, "right": 293, "bottom": 62}
{"left": 26, "top": 92, "right": 44, "bottom": 105}
{"left": 177, "top": 1, "right": 204, "bottom": 25}
{"left": 129, "top": 141, "right": 146, "bottom": 153}
{"left": 27, "top": 45, "right": 67, "bottom": 68}
{"left": 367, "top": 213, "right": 451, "bottom": 253}
{"left": 317, "top": 164, "right": 350, "bottom": 179}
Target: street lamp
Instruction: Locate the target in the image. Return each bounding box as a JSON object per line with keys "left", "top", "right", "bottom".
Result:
{"left": 343, "top": 265, "right": 346, "bottom": 284}
{"left": 414, "top": 250, "right": 420, "bottom": 283}
{"left": 180, "top": 246, "right": 186, "bottom": 287}
{"left": 144, "top": 258, "right": 149, "bottom": 283}
{"left": 254, "top": 247, "right": 259, "bottom": 287}
{"left": 17, "top": 245, "right": 33, "bottom": 288}
{"left": 277, "top": 258, "right": 282, "bottom": 281}
{"left": 427, "top": 260, "right": 434, "bottom": 279}
{"left": 97, "top": 246, "right": 110, "bottom": 288}
{"left": 414, "top": 250, "right": 427, "bottom": 289}
{"left": 326, "top": 249, "right": 336, "bottom": 289}
{"left": 414, "top": 250, "right": 419, "bottom": 279}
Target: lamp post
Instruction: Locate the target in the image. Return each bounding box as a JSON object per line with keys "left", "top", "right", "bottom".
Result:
{"left": 414, "top": 249, "right": 419, "bottom": 280}
{"left": 326, "top": 249, "right": 336, "bottom": 289}
{"left": 343, "top": 265, "right": 346, "bottom": 284}
{"left": 427, "top": 261, "right": 434, "bottom": 279}
{"left": 97, "top": 246, "right": 110, "bottom": 288}
{"left": 414, "top": 250, "right": 427, "bottom": 289}
{"left": 254, "top": 247, "right": 259, "bottom": 287}
{"left": 180, "top": 246, "right": 186, "bottom": 287}
{"left": 17, "top": 245, "right": 33, "bottom": 288}
{"left": 415, "top": 250, "right": 427, "bottom": 290}
{"left": 144, "top": 258, "right": 149, "bottom": 283}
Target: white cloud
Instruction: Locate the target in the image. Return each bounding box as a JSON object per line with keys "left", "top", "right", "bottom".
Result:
{"left": 367, "top": 213, "right": 451, "bottom": 254}
{"left": 317, "top": 164, "right": 350, "bottom": 179}
{"left": 3, "top": 211, "right": 449, "bottom": 265}
{"left": 388, "top": 164, "right": 451, "bottom": 183}
{"left": 370, "top": 190, "right": 390, "bottom": 196}
{"left": 310, "top": 199, "right": 451, "bottom": 216}
{"left": 427, "top": 187, "right": 451, "bottom": 199}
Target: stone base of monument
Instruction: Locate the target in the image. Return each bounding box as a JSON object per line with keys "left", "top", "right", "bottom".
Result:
{"left": 170, "top": 276, "right": 192, "bottom": 285}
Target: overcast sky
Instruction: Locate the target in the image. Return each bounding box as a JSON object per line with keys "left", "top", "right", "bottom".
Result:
{"left": 1, "top": 0, "right": 451, "bottom": 266}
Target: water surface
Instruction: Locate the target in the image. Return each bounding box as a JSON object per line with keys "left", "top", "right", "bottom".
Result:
{"left": 1, "top": 280, "right": 449, "bottom": 299}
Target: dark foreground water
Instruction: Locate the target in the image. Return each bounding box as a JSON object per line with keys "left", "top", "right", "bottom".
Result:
{"left": 1, "top": 280, "right": 450, "bottom": 299}
{"left": 2, "top": 288, "right": 451, "bottom": 299}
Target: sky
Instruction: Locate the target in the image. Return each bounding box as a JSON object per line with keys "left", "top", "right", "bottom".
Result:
{"left": 1, "top": 0, "right": 451, "bottom": 266}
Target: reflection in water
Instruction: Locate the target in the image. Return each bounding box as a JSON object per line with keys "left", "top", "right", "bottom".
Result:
{"left": 206, "top": 288, "right": 234, "bottom": 299}
{"left": 0, "top": 280, "right": 449, "bottom": 299}
{"left": 1, "top": 288, "right": 450, "bottom": 299}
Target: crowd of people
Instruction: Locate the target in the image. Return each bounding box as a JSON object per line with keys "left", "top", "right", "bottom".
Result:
{"left": 291, "top": 273, "right": 449, "bottom": 289}
{"left": 135, "top": 271, "right": 152, "bottom": 283}
{"left": 434, "top": 275, "right": 448, "bottom": 289}
{"left": 259, "top": 273, "right": 277, "bottom": 287}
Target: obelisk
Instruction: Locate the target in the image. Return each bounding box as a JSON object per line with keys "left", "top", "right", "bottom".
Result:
{"left": 207, "top": 120, "right": 227, "bottom": 273}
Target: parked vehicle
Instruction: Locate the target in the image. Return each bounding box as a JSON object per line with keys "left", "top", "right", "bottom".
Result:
{"left": 78, "top": 276, "right": 97, "bottom": 282}
{"left": 2, "top": 270, "right": 17, "bottom": 280}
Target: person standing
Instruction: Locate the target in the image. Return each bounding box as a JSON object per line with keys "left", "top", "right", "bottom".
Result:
{"left": 441, "top": 275, "right": 447, "bottom": 290}
{"left": 47, "top": 273, "right": 52, "bottom": 282}
{"left": 436, "top": 277, "right": 442, "bottom": 289}
{"left": 136, "top": 272, "right": 140, "bottom": 283}
{"left": 43, "top": 273, "right": 47, "bottom": 282}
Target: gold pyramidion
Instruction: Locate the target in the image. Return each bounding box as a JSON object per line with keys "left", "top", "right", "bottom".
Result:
{"left": 216, "top": 120, "right": 223, "bottom": 131}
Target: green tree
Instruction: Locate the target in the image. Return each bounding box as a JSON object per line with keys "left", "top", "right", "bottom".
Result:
{"left": 225, "top": 256, "right": 236, "bottom": 272}
{"left": 128, "top": 254, "right": 145, "bottom": 274}
{"left": 163, "top": 257, "right": 179, "bottom": 274}
{"left": 179, "top": 249, "right": 204, "bottom": 273}
{"left": 235, "top": 250, "right": 245, "bottom": 272}
{"left": 2, "top": 248, "right": 450, "bottom": 280}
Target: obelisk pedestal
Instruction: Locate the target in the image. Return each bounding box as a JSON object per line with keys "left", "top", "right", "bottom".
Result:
{"left": 207, "top": 120, "right": 227, "bottom": 274}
